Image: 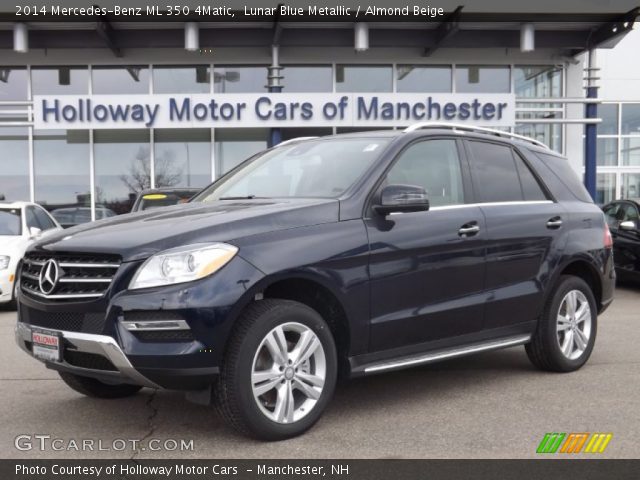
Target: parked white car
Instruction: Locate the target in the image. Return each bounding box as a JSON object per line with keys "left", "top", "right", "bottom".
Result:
{"left": 0, "top": 201, "right": 62, "bottom": 306}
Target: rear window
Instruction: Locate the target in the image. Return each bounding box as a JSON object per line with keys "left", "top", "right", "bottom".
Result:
{"left": 535, "top": 152, "right": 592, "bottom": 203}
{"left": 0, "top": 208, "right": 22, "bottom": 235}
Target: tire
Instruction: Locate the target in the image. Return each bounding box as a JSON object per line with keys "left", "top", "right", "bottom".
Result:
{"left": 216, "top": 299, "right": 338, "bottom": 441}
{"left": 58, "top": 372, "right": 143, "bottom": 399}
{"left": 526, "top": 275, "right": 598, "bottom": 372}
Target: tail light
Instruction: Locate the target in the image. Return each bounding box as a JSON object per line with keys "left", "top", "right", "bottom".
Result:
{"left": 604, "top": 223, "right": 613, "bottom": 249}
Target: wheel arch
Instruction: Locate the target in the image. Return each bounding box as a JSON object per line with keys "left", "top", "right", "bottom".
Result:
{"left": 551, "top": 258, "right": 603, "bottom": 311}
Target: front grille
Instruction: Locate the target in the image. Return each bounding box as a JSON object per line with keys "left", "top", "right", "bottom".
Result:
{"left": 21, "top": 252, "right": 121, "bottom": 302}
{"left": 63, "top": 350, "right": 117, "bottom": 371}
{"left": 19, "top": 305, "right": 106, "bottom": 334}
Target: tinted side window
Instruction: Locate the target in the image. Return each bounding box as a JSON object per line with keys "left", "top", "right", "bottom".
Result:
{"left": 603, "top": 203, "right": 621, "bottom": 229}
{"left": 535, "top": 152, "right": 592, "bottom": 203}
{"left": 468, "top": 141, "right": 522, "bottom": 202}
{"left": 622, "top": 204, "right": 640, "bottom": 228}
{"left": 25, "top": 207, "right": 39, "bottom": 230}
{"left": 34, "top": 207, "right": 57, "bottom": 230}
{"left": 513, "top": 151, "right": 548, "bottom": 201}
{"left": 386, "top": 139, "right": 465, "bottom": 207}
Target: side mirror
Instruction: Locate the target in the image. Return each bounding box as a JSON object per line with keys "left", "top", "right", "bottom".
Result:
{"left": 374, "top": 184, "right": 429, "bottom": 216}
{"left": 619, "top": 220, "right": 637, "bottom": 232}
{"left": 29, "top": 226, "right": 42, "bottom": 238}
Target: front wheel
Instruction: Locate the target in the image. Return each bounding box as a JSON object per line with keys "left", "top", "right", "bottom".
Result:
{"left": 216, "top": 299, "right": 338, "bottom": 441}
{"left": 59, "top": 372, "right": 143, "bottom": 398}
{"left": 526, "top": 275, "right": 598, "bottom": 372}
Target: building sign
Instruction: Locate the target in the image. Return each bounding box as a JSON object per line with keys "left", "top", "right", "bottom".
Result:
{"left": 33, "top": 93, "right": 515, "bottom": 129}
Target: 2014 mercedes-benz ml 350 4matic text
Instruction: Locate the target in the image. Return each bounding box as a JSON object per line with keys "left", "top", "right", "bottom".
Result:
{"left": 15, "top": 124, "right": 614, "bottom": 440}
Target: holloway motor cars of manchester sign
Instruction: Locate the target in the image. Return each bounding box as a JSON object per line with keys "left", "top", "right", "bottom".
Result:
{"left": 33, "top": 93, "right": 515, "bottom": 129}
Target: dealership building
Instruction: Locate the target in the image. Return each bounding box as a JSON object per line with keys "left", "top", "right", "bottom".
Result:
{"left": 1, "top": 1, "right": 639, "bottom": 221}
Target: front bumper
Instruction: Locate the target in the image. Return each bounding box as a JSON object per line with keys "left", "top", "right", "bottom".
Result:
{"left": 14, "top": 255, "right": 264, "bottom": 389}
{"left": 15, "top": 321, "right": 160, "bottom": 388}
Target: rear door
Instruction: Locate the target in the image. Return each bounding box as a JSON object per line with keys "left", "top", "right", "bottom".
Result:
{"left": 365, "top": 138, "right": 487, "bottom": 351}
{"left": 465, "top": 140, "right": 565, "bottom": 330}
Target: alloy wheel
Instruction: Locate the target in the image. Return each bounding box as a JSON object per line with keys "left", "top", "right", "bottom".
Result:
{"left": 556, "top": 289, "right": 592, "bottom": 360}
{"left": 251, "top": 322, "right": 326, "bottom": 424}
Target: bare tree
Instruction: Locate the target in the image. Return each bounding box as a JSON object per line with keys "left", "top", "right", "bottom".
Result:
{"left": 119, "top": 146, "right": 182, "bottom": 192}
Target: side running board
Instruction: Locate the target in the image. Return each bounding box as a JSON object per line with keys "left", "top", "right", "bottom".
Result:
{"left": 361, "top": 334, "right": 531, "bottom": 375}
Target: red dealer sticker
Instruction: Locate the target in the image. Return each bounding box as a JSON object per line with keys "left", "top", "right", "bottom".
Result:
{"left": 31, "top": 329, "right": 62, "bottom": 362}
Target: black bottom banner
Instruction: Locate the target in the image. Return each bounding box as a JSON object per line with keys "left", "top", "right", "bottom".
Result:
{"left": 2, "top": 459, "right": 639, "bottom": 480}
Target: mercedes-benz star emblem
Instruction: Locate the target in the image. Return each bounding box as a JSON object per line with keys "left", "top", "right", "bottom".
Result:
{"left": 38, "top": 259, "right": 60, "bottom": 295}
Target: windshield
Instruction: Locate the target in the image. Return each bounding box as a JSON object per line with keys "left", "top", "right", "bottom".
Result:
{"left": 0, "top": 208, "right": 22, "bottom": 236}
{"left": 196, "top": 137, "right": 390, "bottom": 201}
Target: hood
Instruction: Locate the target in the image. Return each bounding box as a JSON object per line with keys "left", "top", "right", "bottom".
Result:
{"left": 32, "top": 198, "right": 339, "bottom": 262}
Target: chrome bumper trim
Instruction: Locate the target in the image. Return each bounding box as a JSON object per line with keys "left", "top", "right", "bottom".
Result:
{"left": 15, "top": 322, "right": 159, "bottom": 389}
{"left": 121, "top": 319, "right": 190, "bottom": 331}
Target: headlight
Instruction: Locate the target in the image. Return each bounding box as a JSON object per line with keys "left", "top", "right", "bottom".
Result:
{"left": 0, "top": 256, "right": 9, "bottom": 270}
{"left": 129, "top": 243, "right": 238, "bottom": 290}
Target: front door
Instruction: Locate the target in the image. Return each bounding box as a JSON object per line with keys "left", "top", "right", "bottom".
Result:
{"left": 365, "top": 138, "right": 486, "bottom": 352}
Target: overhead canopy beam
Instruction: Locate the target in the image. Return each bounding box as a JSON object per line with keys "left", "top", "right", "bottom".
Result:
{"left": 585, "top": 7, "right": 639, "bottom": 51}
{"left": 94, "top": 5, "right": 122, "bottom": 57}
{"left": 423, "top": 5, "right": 463, "bottom": 57}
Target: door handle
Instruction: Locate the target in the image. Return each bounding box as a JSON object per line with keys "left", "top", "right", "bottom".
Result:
{"left": 458, "top": 223, "right": 480, "bottom": 237}
{"left": 546, "top": 216, "right": 563, "bottom": 229}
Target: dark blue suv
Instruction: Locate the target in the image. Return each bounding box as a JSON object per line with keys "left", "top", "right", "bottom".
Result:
{"left": 16, "top": 124, "right": 615, "bottom": 440}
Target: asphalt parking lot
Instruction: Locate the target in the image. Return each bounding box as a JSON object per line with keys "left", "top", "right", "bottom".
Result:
{"left": 1, "top": 286, "right": 638, "bottom": 460}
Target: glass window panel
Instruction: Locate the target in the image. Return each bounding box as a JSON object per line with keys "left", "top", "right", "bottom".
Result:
{"left": 154, "top": 129, "right": 211, "bottom": 187}
{"left": 0, "top": 67, "right": 28, "bottom": 101}
{"left": 514, "top": 66, "right": 562, "bottom": 98}
{"left": 621, "top": 173, "right": 640, "bottom": 199}
{"left": 281, "top": 127, "right": 333, "bottom": 141}
{"left": 94, "top": 130, "right": 150, "bottom": 215}
{"left": 31, "top": 67, "right": 89, "bottom": 95}
{"left": 513, "top": 151, "right": 548, "bottom": 201}
{"left": 467, "top": 140, "right": 523, "bottom": 202}
{"left": 514, "top": 124, "right": 562, "bottom": 153}
{"left": 34, "top": 130, "right": 90, "bottom": 222}
{"left": 213, "top": 66, "right": 267, "bottom": 93}
{"left": 386, "top": 139, "right": 465, "bottom": 207}
{"left": 597, "top": 137, "right": 618, "bottom": 166}
{"left": 282, "top": 65, "right": 332, "bottom": 92}
{"left": 0, "top": 127, "right": 29, "bottom": 201}
{"left": 596, "top": 173, "right": 616, "bottom": 205}
{"left": 598, "top": 104, "right": 619, "bottom": 135}
{"left": 153, "top": 65, "right": 210, "bottom": 94}
{"left": 621, "top": 104, "right": 640, "bottom": 135}
{"left": 336, "top": 65, "right": 392, "bottom": 92}
{"left": 214, "top": 128, "right": 267, "bottom": 176}
{"left": 396, "top": 65, "right": 452, "bottom": 93}
{"left": 92, "top": 66, "right": 150, "bottom": 94}
{"left": 622, "top": 137, "right": 640, "bottom": 166}
{"left": 455, "top": 66, "right": 510, "bottom": 93}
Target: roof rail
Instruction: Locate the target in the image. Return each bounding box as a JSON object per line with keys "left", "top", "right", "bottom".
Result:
{"left": 403, "top": 122, "right": 550, "bottom": 150}
{"left": 275, "top": 136, "right": 318, "bottom": 147}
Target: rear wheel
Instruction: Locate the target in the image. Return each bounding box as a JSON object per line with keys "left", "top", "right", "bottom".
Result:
{"left": 216, "top": 299, "right": 337, "bottom": 440}
{"left": 58, "top": 372, "right": 143, "bottom": 399}
{"left": 526, "top": 275, "right": 597, "bottom": 372}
